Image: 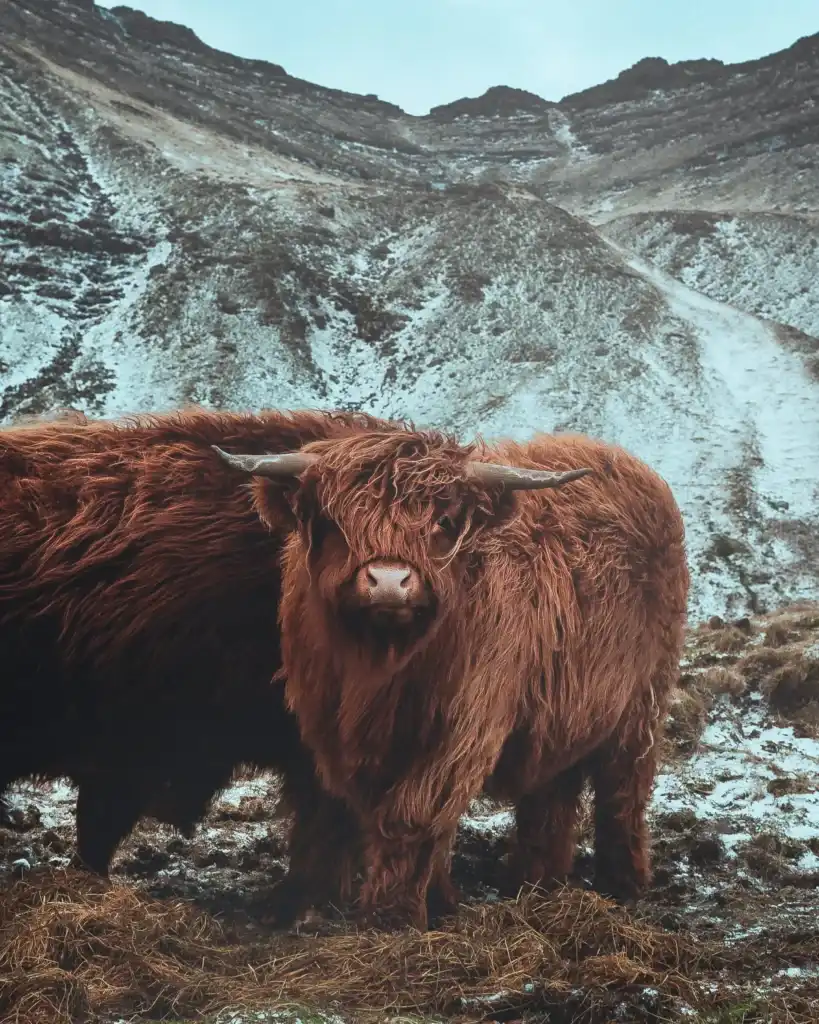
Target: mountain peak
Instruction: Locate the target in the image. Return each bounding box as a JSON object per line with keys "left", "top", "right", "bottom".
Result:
{"left": 107, "top": 6, "right": 216, "bottom": 56}
{"left": 427, "top": 85, "right": 555, "bottom": 120}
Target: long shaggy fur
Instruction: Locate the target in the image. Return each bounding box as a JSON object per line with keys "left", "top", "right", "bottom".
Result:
{"left": 0, "top": 405, "right": 394, "bottom": 908}
{"left": 256, "top": 428, "right": 689, "bottom": 929}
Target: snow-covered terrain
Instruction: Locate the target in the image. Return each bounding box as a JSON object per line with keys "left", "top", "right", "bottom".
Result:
{"left": 1, "top": 1, "right": 818, "bottom": 621}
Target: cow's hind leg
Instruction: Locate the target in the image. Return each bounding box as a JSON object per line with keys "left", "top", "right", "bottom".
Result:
{"left": 144, "top": 758, "right": 239, "bottom": 838}
{"left": 0, "top": 788, "right": 14, "bottom": 827}
{"left": 0, "top": 768, "right": 16, "bottom": 826}
{"left": 74, "top": 771, "right": 151, "bottom": 875}
{"left": 589, "top": 684, "right": 667, "bottom": 903}
{"left": 505, "top": 763, "right": 586, "bottom": 897}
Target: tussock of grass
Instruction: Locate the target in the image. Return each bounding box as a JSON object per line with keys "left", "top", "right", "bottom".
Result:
{"left": 761, "top": 657, "right": 819, "bottom": 709}
{"left": 791, "top": 612, "right": 819, "bottom": 631}
{"left": 711, "top": 627, "right": 750, "bottom": 654}
{"left": 663, "top": 666, "right": 745, "bottom": 757}
{"left": 699, "top": 665, "right": 746, "bottom": 696}
{"left": 763, "top": 622, "right": 791, "bottom": 648}
{"left": 213, "top": 796, "right": 272, "bottom": 823}
{"left": 718, "top": 620, "right": 819, "bottom": 733}
{"left": 736, "top": 647, "right": 792, "bottom": 684}
{"left": 664, "top": 687, "right": 713, "bottom": 755}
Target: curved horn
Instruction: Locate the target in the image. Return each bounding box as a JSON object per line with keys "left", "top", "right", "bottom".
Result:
{"left": 466, "top": 461, "right": 594, "bottom": 491}
{"left": 212, "top": 446, "right": 318, "bottom": 478}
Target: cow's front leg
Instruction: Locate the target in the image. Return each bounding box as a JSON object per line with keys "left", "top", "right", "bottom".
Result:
{"left": 265, "top": 769, "right": 361, "bottom": 927}
{"left": 426, "top": 843, "right": 461, "bottom": 925}
{"left": 357, "top": 823, "right": 454, "bottom": 931}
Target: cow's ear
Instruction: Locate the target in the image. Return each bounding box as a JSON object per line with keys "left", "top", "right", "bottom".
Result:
{"left": 251, "top": 477, "right": 300, "bottom": 532}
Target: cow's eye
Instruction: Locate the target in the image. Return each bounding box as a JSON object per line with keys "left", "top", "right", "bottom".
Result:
{"left": 308, "top": 514, "right": 339, "bottom": 549}
{"left": 434, "top": 514, "right": 459, "bottom": 537}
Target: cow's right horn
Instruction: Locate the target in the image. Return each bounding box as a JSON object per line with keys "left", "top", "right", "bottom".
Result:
{"left": 212, "top": 446, "right": 318, "bottom": 477}
{"left": 466, "top": 461, "right": 594, "bottom": 490}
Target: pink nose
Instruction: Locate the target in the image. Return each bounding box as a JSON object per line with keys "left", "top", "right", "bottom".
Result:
{"left": 355, "top": 561, "right": 425, "bottom": 608}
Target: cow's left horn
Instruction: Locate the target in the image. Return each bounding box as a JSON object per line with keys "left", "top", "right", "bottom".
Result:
{"left": 466, "top": 461, "right": 594, "bottom": 491}
{"left": 212, "top": 446, "right": 318, "bottom": 477}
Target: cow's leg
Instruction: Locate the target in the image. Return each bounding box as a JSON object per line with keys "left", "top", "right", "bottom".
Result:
{"left": 357, "top": 825, "right": 457, "bottom": 931}
{"left": 505, "top": 763, "right": 586, "bottom": 897}
{"left": 74, "top": 771, "right": 151, "bottom": 875}
{"left": 144, "top": 759, "right": 239, "bottom": 838}
{"left": 0, "top": 767, "right": 16, "bottom": 826}
{"left": 265, "top": 771, "right": 361, "bottom": 927}
{"left": 0, "top": 782, "right": 15, "bottom": 828}
{"left": 589, "top": 683, "right": 668, "bottom": 903}
{"left": 426, "top": 844, "right": 461, "bottom": 924}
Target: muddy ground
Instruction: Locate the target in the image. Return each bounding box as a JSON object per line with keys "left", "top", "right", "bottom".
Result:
{"left": 2, "top": 604, "right": 819, "bottom": 1023}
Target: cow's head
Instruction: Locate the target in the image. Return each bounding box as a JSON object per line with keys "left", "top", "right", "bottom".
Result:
{"left": 215, "top": 431, "right": 592, "bottom": 656}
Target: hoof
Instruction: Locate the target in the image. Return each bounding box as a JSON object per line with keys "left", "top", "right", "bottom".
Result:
{"left": 426, "top": 882, "right": 461, "bottom": 927}
{"left": 499, "top": 872, "right": 566, "bottom": 901}
{"left": 68, "top": 852, "right": 109, "bottom": 877}
{"left": 593, "top": 874, "right": 643, "bottom": 907}
{"left": 258, "top": 876, "right": 312, "bottom": 929}
{"left": 355, "top": 902, "right": 428, "bottom": 932}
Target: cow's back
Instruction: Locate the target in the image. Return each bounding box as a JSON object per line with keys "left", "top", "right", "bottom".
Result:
{"left": 485, "top": 432, "right": 688, "bottom": 792}
{"left": 0, "top": 406, "right": 395, "bottom": 785}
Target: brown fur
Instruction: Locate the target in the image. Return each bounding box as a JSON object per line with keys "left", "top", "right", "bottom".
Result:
{"left": 0, "top": 405, "right": 396, "bottom": 913}
{"left": 253, "top": 429, "right": 689, "bottom": 929}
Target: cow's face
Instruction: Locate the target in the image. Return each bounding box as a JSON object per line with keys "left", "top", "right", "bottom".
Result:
{"left": 272, "top": 434, "right": 497, "bottom": 650}
{"left": 286, "top": 470, "right": 481, "bottom": 647}
{"left": 214, "top": 431, "right": 593, "bottom": 653}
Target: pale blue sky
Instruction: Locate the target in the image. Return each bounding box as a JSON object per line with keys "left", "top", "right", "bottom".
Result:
{"left": 100, "top": 1, "right": 818, "bottom": 114}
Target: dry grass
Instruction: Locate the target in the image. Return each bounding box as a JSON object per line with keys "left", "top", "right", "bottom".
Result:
{"left": 4, "top": 609, "right": 819, "bottom": 1023}
{"left": 732, "top": 636, "right": 819, "bottom": 716}
{"left": 213, "top": 796, "right": 272, "bottom": 823}
{"left": 761, "top": 657, "right": 819, "bottom": 712}
{"left": 663, "top": 666, "right": 745, "bottom": 758}
{"left": 0, "top": 868, "right": 745, "bottom": 1024}
{"left": 763, "top": 621, "right": 791, "bottom": 648}
{"left": 725, "top": 618, "right": 819, "bottom": 733}
{"left": 699, "top": 665, "right": 746, "bottom": 696}
{"left": 736, "top": 646, "right": 793, "bottom": 684}
{"left": 711, "top": 627, "right": 750, "bottom": 654}
{"left": 1, "top": 869, "right": 817, "bottom": 1024}
{"left": 0, "top": 872, "right": 814, "bottom": 1024}
{"left": 664, "top": 687, "right": 713, "bottom": 756}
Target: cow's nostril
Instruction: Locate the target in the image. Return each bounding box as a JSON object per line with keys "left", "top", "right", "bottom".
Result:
{"left": 366, "top": 568, "right": 379, "bottom": 588}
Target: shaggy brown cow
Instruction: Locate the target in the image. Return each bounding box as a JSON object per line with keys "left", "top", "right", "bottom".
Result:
{"left": 0, "top": 406, "right": 385, "bottom": 916}
{"left": 217, "top": 427, "right": 689, "bottom": 929}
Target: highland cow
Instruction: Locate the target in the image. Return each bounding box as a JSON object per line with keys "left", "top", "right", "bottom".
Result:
{"left": 217, "top": 427, "right": 689, "bottom": 929}
{"left": 0, "top": 406, "right": 385, "bottom": 917}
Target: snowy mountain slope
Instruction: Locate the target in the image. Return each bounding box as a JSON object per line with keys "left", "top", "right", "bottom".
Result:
{"left": 602, "top": 211, "right": 819, "bottom": 355}
{"left": 1, "top": 0, "right": 818, "bottom": 620}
